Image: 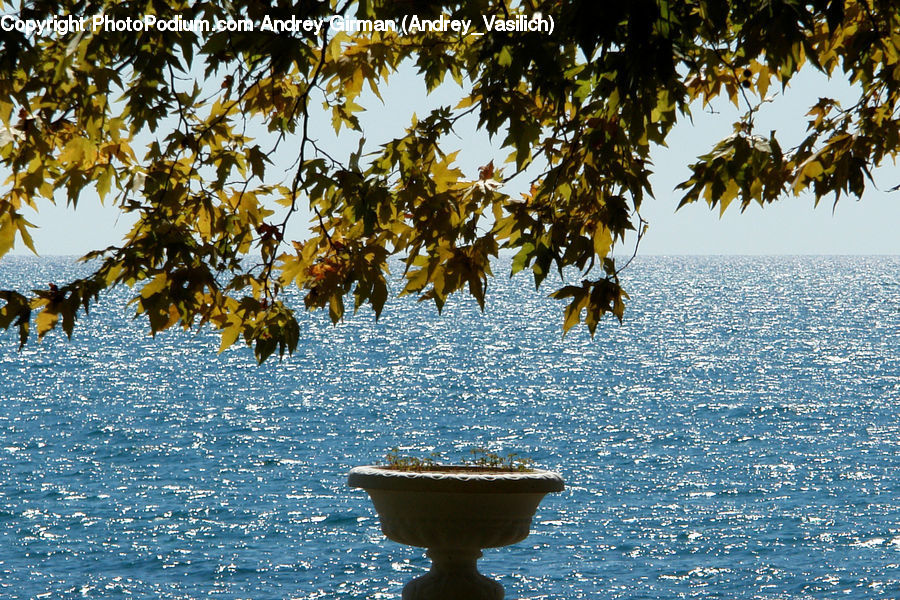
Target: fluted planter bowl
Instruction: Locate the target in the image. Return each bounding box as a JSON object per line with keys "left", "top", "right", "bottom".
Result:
{"left": 348, "top": 465, "right": 564, "bottom": 600}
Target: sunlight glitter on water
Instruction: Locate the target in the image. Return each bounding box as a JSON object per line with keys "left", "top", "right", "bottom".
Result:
{"left": 0, "top": 256, "right": 899, "bottom": 599}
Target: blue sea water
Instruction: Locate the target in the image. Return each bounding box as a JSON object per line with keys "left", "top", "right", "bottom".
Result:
{"left": 0, "top": 255, "right": 898, "bottom": 599}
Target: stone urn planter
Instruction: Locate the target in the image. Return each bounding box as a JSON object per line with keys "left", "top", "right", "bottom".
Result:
{"left": 348, "top": 465, "right": 564, "bottom": 600}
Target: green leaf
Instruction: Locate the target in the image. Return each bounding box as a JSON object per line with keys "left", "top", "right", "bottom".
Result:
{"left": 328, "top": 294, "right": 344, "bottom": 324}
{"left": 0, "top": 213, "right": 15, "bottom": 257}
{"left": 562, "top": 292, "right": 587, "bottom": 334}
{"left": 36, "top": 309, "right": 59, "bottom": 339}
{"left": 511, "top": 242, "right": 534, "bottom": 276}
{"left": 247, "top": 145, "right": 268, "bottom": 180}
{"left": 96, "top": 165, "right": 113, "bottom": 201}
{"left": 219, "top": 322, "right": 242, "bottom": 353}
{"left": 371, "top": 279, "right": 388, "bottom": 318}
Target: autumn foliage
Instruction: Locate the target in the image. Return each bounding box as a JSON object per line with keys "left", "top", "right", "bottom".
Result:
{"left": 1, "top": 1, "right": 898, "bottom": 361}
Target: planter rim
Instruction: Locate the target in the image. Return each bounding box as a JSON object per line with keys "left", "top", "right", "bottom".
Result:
{"left": 348, "top": 465, "right": 564, "bottom": 493}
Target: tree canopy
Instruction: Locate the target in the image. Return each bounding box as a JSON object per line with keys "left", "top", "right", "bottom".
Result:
{"left": 1, "top": 0, "right": 898, "bottom": 362}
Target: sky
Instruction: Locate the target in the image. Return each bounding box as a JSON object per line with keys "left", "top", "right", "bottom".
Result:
{"left": 8, "top": 44, "right": 900, "bottom": 257}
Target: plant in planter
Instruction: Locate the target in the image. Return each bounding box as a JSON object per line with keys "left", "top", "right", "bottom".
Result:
{"left": 348, "top": 449, "right": 564, "bottom": 600}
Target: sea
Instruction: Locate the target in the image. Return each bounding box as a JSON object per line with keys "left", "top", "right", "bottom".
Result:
{"left": 1, "top": 255, "right": 898, "bottom": 599}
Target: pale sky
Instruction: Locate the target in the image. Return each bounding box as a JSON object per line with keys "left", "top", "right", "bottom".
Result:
{"left": 9, "top": 58, "right": 900, "bottom": 257}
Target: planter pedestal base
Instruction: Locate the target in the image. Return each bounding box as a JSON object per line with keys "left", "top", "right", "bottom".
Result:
{"left": 348, "top": 466, "right": 564, "bottom": 600}
{"left": 403, "top": 549, "right": 503, "bottom": 600}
